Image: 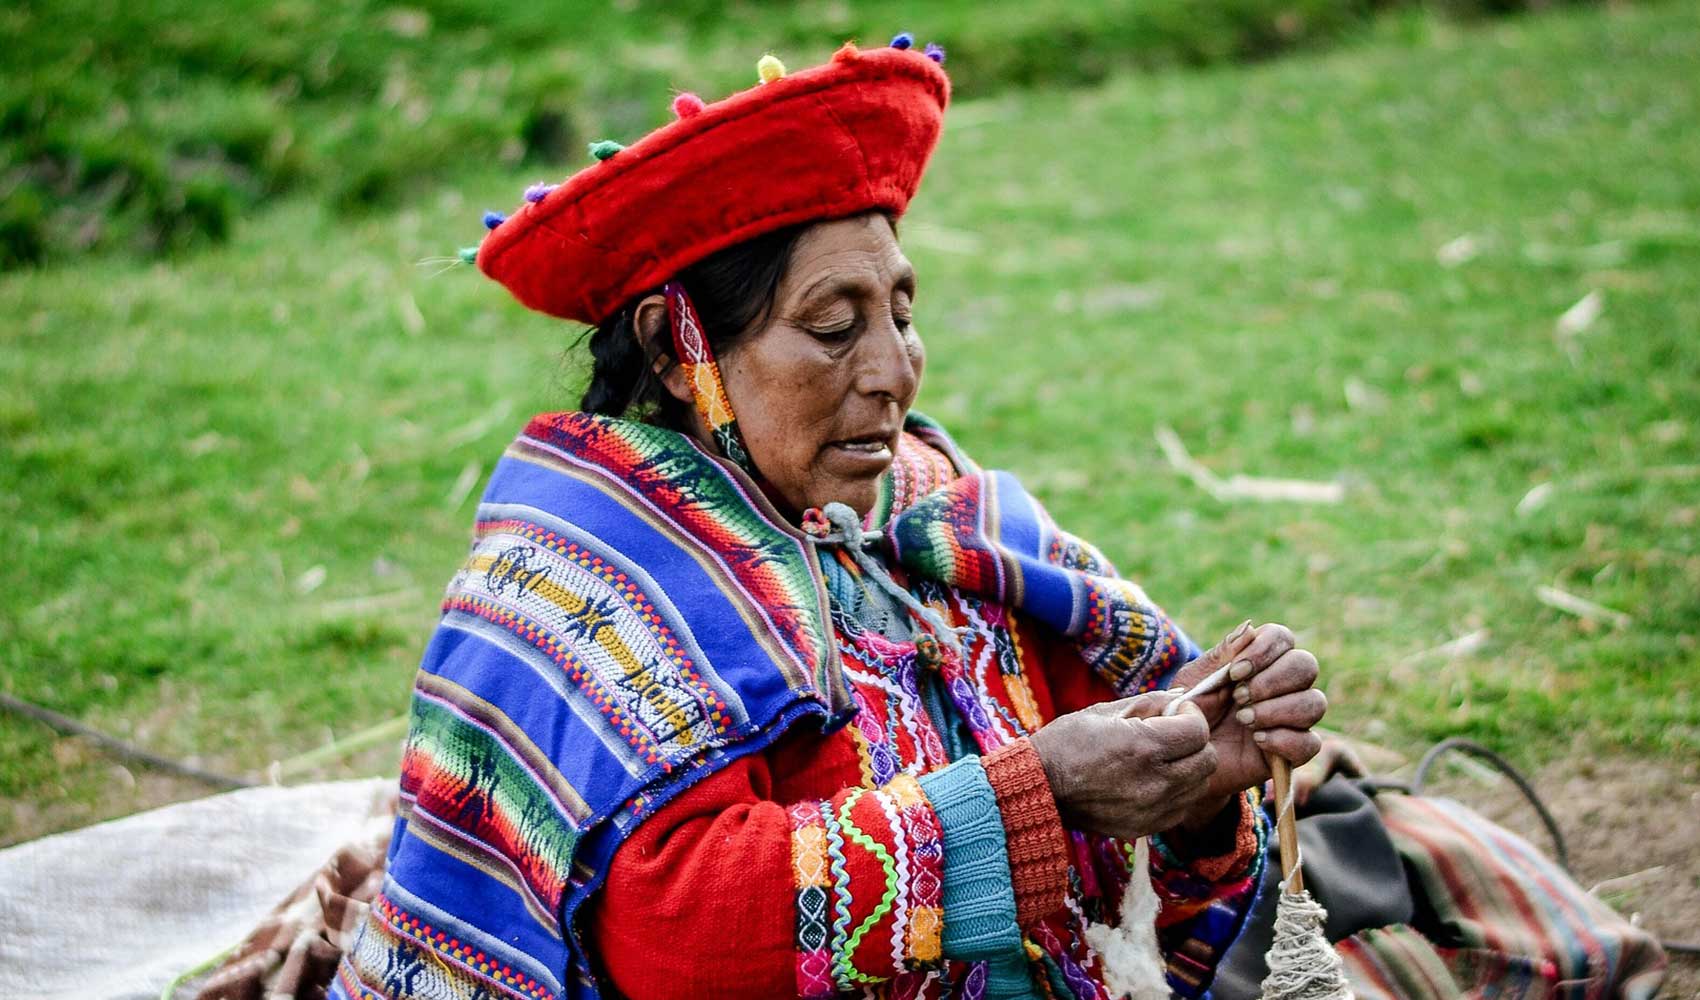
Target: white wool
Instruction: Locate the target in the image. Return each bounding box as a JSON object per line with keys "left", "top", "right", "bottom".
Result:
{"left": 1260, "top": 888, "right": 1354, "bottom": 1000}
{"left": 1083, "top": 837, "right": 1173, "bottom": 1000}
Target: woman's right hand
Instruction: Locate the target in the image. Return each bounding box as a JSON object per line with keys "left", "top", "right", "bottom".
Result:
{"left": 1026, "top": 692, "right": 1218, "bottom": 841}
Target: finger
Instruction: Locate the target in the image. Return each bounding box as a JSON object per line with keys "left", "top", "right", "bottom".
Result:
{"left": 1237, "top": 622, "right": 1296, "bottom": 675}
{"left": 1163, "top": 743, "right": 1219, "bottom": 790}
{"left": 1252, "top": 727, "right": 1324, "bottom": 766}
{"left": 1241, "top": 648, "right": 1319, "bottom": 704}
{"left": 1116, "top": 691, "right": 1178, "bottom": 721}
{"left": 1171, "top": 619, "right": 1254, "bottom": 689}
{"left": 1135, "top": 710, "right": 1211, "bottom": 761}
{"left": 1239, "top": 689, "right": 1327, "bottom": 731}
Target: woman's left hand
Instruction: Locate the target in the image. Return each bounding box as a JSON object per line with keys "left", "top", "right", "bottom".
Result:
{"left": 1165, "top": 621, "right": 1327, "bottom": 826}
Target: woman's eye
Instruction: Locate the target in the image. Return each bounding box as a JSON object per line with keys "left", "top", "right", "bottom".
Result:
{"left": 810, "top": 324, "right": 855, "bottom": 344}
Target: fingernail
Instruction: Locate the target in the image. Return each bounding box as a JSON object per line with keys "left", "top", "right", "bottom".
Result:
{"left": 1229, "top": 659, "right": 1253, "bottom": 681}
{"left": 1230, "top": 619, "right": 1253, "bottom": 642}
{"left": 1234, "top": 684, "right": 1250, "bottom": 705}
{"left": 1252, "top": 730, "right": 1268, "bottom": 744}
{"left": 1236, "top": 707, "right": 1255, "bottom": 725}
{"left": 1169, "top": 684, "right": 1186, "bottom": 693}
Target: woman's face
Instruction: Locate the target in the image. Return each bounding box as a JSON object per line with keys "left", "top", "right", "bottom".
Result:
{"left": 658, "top": 213, "right": 925, "bottom": 517}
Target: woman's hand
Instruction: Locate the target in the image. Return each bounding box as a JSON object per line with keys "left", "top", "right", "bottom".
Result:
{"left": 1027, "top": 691, "right": 1220, "bottom": 842}
{"left": 1167, "top": 622, "right": 1328, "bottom": 825}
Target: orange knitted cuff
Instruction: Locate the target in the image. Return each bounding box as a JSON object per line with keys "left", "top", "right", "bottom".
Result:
{"left": 981, "top": 737, "right": 1070, "bottom": 927}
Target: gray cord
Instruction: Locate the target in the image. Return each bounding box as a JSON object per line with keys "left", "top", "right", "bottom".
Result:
{"left": 0, "top": 691, "right": 255, "bottom": 790}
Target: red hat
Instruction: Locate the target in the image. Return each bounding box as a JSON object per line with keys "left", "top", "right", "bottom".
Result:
{"left": 473, "top": 39, "right": 951, "bottom": 325}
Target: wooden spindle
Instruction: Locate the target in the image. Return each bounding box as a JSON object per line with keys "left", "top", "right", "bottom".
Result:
{"left": 1268, "top": 755, "right": 1304, "bottom": 893}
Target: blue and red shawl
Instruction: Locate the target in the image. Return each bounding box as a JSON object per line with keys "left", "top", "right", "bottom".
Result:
{"left": 331, "top": 411, "right": 1197, "bottom": 1000}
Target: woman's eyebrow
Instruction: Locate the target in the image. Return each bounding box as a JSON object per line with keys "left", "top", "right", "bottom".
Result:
{"left": 795, "top": 267, "right": 918, "bottom": 306}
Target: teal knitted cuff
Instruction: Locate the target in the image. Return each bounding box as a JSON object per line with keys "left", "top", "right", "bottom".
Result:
{"left": 916, "top": 758, "right": 1023, "bottom": 961}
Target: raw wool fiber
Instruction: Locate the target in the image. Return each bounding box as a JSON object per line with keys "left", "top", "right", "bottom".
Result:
{"left": 1261, "top": 888, "right": 1352, "bottom": 1000}
{"left": 1084, "top": 837, "right": 1171, "bottom": 1000}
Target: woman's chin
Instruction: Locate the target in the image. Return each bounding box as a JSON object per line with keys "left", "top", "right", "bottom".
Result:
{"left": 800, "top": 472, "right": 886, "bottom": 520}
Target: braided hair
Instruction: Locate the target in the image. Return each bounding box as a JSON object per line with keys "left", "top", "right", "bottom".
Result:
{"left": 578, "top": 221, "right": 811, "bottom": 427}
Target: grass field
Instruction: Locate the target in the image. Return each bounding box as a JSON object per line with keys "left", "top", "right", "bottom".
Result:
{"left": 3, "top": 1, "right": 1697, "bottom": 846}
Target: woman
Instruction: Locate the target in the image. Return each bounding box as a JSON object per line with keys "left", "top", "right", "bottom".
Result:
{"left": 331, "top": 37, "right": 1326, "bottom": 1000}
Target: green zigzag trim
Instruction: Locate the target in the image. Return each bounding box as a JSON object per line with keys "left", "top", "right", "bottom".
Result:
{"left": 834, "top": 788, "right": 902, "bottom": 984}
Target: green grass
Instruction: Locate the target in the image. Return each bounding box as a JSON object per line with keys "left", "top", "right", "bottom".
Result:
{"left": 3, "top": 0, "right": 1585, "bottom": 267}
{"left": 4, "top": 1, "right": 1698, "bottom": 844}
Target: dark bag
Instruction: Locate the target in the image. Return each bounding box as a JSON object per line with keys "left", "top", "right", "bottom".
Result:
{"left": 1210, "top": 776, "right": 1667, "bottom": 1000}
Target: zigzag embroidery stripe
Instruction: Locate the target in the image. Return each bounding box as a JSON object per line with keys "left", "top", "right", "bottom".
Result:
{"left": 822, "top": 796, "right": 855, "bottom": 993}
{"left": 835, "top": 789, "right": 902, "bottom": 984}
{"left": 871, "top": 785, "right": 911, "bottom": 971}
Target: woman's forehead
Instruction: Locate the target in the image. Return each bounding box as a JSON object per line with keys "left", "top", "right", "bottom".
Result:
{"left": 782, "top": 215, "right": 914, "bottom": 303}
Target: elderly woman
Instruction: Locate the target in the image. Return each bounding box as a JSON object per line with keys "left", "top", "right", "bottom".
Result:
{"left": 331, "top": 38, "right": 1326, "bottom": 1000}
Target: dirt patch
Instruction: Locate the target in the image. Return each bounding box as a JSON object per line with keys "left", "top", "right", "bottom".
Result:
{"left": 1421, "top": 754, "right": 1700, "bottom": 998}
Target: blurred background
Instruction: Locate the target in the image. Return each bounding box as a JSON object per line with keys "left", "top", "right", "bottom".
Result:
{"left": 2, "top": 0, "right": 1696, "bottom": 971}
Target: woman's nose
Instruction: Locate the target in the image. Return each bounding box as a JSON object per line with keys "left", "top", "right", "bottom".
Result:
{"left": 855, "top": 317, "right": 920, "bottom": 403}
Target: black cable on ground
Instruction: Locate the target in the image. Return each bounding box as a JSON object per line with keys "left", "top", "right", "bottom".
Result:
{"left": 1410, "top": 735, "right": 1571, "bottom": 873}
{"left": 0, "top": 691, "right": 255, "bottom": 790}
{"left": 1407, "top": 736, "right": 1700, "bottom": 961}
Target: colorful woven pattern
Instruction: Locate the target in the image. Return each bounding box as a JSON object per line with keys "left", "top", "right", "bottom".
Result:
{"left": 1371, "top": 793, "right": 1667, "bottom": 1000}
{"left": 663, "top": 280, "right": 752, "bottom": 472}
{"left": 332, "top": 410, "right": 1242, "bottom": 1000}
{"left": 785, "top": 776, "right": 945, "bottom": 997}
{"left": 887, "top": 471, "right": 1197, "bottom": 696}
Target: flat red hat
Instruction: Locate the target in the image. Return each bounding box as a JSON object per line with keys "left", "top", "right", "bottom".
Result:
{"left": 474, "top": 41, "right": 950, "bottom": 325}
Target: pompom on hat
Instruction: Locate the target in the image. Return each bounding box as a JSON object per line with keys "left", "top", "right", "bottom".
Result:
{"left": 472, "top": 38, "right": 950, "bottom": 325}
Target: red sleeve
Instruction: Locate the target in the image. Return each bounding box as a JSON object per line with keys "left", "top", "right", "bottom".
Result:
{"left": 1024, "top": 617, "right": 1121, "bottom": 716}
{"left": 585, "top": 742, "right": 946, "bottom": 1000}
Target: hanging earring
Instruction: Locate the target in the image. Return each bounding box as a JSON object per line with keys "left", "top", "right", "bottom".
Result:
{"left": 663, "top": 279, "right": 756, "bottom": 476}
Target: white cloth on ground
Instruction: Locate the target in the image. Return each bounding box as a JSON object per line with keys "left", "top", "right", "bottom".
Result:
{"left": 0, "top": 778, "right": 390, "bottom": 1000}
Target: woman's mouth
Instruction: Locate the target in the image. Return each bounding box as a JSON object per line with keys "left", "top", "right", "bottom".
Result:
{"left": 825, "top": 434, "right": 895, "bottom": 470}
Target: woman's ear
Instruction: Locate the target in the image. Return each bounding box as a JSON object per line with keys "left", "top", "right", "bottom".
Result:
{"left": 633, "top": 293, "right": 694, "bottom": 406}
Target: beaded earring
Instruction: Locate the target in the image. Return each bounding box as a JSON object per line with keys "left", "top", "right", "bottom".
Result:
{"left": 663, "top": 279, "right": 756, "bottom": 476}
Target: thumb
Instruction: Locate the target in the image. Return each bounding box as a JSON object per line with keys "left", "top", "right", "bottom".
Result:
{"left": 1172, "top": 619, "right": 1255, "bottom": 690}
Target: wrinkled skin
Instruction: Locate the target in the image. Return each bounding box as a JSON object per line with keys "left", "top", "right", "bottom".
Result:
{"left": 636, "top": 211, "right": 921, "bottom": 518}
{"left": 636, "top": 211, "right": 1324, "bottom": 835}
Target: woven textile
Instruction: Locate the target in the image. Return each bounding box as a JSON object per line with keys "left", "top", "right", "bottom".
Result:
{"left": 330, "top": 410, "right": 1230, "bottom": 1000}
{"left": 1363, "top": 793, "right": 1667, "bottom": 1000}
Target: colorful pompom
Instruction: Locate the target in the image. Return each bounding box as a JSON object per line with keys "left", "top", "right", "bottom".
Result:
{"left": 924, "top": 42, "right": 946, "bottom": 63}
{"left": 831, "top": 41, "right": 860, "bottom": 63}
{"left": 524, "top": 182, "right": 556, "bottom": 203}
{"left": 756, "top": 53, "right": 786, "bottom": 84}
{"left": 482, "top": 211, "right": 506, "bottom": 230}
{"left": 890, "top": 32, "right": 914, "bottom": 50}
{"left": 457, "top": 246, "right": 479, "bottom": 264}
{"left": 672, "top": 92, "right": 705, "bottom": 119}
{"left": 588, "top": 139, "right": 625, "bottom": 161}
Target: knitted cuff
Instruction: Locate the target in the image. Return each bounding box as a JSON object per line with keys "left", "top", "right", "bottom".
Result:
{"left": 915, "top": 758, "right": 1022, "bottom": 960}
{"left": 981, "top": 737, "right": 1070, "bottom": 927}
{"left": 1150, "top": 788, "right": 1263, "bottom": 884}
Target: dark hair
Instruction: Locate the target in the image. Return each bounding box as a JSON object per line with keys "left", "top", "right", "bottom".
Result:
{"left": 578, "top": 222, "right": 811, "bottom": 425}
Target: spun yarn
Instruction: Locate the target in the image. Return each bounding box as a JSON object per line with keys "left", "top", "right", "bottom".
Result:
{"left": 1260, "top": 888, "right": 1353, "bottom": 1000}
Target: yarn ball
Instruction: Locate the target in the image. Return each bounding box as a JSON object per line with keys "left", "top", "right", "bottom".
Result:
{"left": 672, "top": 92, "right": 706, "bottom": 118}
{"left": 757, "top": 53, "right": 786, "bottom": 83}
{"left": 457, "top": 246, "right": 479, "bottom": 264}
{"left": 482, "top": 211, "right": 506, "bottom": 230}
{"left": 890, "top": 32, "right": 914, "bottom": 50}
{"left": 588, "top": 139, "right": 625, "bottom": 161}
{"left": 523, "top": 182, "right": 556, "bottom": 203}
{"left": 924, "top": 42, "right": 946, "bottom": 64}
